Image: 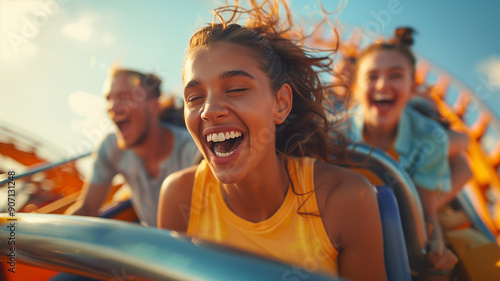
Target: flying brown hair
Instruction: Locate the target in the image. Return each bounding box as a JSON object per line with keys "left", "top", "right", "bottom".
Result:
{"left": 184, "top": 0, "right": 349, "bottom": 164}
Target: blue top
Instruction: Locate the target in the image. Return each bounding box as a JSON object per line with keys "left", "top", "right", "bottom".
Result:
{"left": 342, "top": 106, "right": 451, "bottom": 192}
{"left": 89, "top": 123, "right": 201, "bottom": 226}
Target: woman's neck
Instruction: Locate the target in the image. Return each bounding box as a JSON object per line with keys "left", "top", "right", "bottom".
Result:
{"left": 221, "top": 154, "right": 290, "bottom": 222}
{"left": 133, "top": 124, "right": 173, "bottom": 178}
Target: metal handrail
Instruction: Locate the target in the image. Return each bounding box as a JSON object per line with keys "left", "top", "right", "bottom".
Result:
{"left": 345, "top": 143, "right": 429, "bottom": 273}
{"left": 0, "top": 213, "right": 338, "bottom": 281}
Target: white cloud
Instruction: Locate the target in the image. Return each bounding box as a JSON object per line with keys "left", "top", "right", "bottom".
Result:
{"left": 68, "top": 91, "right": 105, "bottom": 116}
{"left": 62, "top": 17, "right": 93, "bottom": 42}
{"left": 477, "top": 56, "right": 500, "bottom": 88}
{"left": 0, "top": 0, "right": 41, "bottom": 61}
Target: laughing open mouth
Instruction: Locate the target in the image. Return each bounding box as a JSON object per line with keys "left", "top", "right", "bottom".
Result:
{"left": 372, "top": 93, "right": 396, "bottom": 106}
{"left": 115, "top": 119, "right": 130, "bottom": 133}
{"left": 206, "top": 131, "right": 244, "bottom": 158}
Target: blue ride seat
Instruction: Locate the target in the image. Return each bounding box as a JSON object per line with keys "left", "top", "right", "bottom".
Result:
{"left": 341, "top": 143, "right": 430, "bottom": 278}
{"left": 376, "top": 185, "right": 412, "bottom": 281}
{"left": 99, "top": 198, "right": 140, "bottom": 223}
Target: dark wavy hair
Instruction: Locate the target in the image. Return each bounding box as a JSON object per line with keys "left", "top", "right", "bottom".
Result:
{"left": 184, "top": 0, "right": 348, "bottom": 163}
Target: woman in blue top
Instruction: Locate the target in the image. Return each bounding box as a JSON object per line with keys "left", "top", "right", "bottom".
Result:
{"left": 344, "top": 27, "right": 459, "bottom": 274}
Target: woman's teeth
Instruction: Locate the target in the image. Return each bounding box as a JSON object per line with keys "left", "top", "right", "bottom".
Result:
{"left": 206, "top": 131, "right": 243, "bottom": 158}
{"left": 207, "top": 131, "right": 242, "bottom": 142}
{"left": 373, "top": 93, "right": 394, "bottom": 102}
{"left": 214, "top": 146, "right": 237, "bottom": 157}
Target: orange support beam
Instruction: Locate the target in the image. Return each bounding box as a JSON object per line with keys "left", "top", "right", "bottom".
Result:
{"left": 470, "top": 112, "right": 492, "bottom": 141}
{"left": 453, "top": 91, "right": 471, "bottom": 118}
{"left": 415, "top": 60, "right": 430, "bottom": 86}
{"left": 489, "top": 141, "right": 500, "bottom": 169}
{"left": 431, "top": 74, "right": 451, "bottom": 99}
{"left": 0, "top": 142, "right": 46, "bottom": 167}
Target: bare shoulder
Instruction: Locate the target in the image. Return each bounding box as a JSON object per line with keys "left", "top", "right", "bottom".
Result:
{"left": 161, "top": 165, "right": 198, "bottom": 196}
{"left": 314, "top": 161, "right": 386, "bottom": 280}
{"left": 313, "top": 160, "right": 379, "bottom": 241}
{"left": 313, "top": 161, "right": 376, "bottom": 209}
{"left": 157, "top": 165, "right": 198, "bottom": 232}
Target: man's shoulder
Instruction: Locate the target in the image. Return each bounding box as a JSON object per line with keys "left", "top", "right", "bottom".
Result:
{"left": 96, "top": 132, "right": 119, "bottom": 151}
{"left": 100, "top": 132, "right": 118, "bottom": 144}
{"left": 164, "top": 123, "right": 191, "bottom": 138}
{"left": 93, "top": 132, "right": 127, "bottom": 162}
{"left": 164, "top": 123, "right": 197, "bottom": 148}
{"left": 162, "top": 123, "right": 200, "bottom": 162}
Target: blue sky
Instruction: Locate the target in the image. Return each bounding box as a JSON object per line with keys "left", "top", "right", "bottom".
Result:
{"left": 1, "top": 0, "right": 499, "bottom": 163}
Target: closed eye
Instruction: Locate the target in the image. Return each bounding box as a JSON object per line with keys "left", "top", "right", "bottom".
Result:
{"left": 227, "top": 88, "right": 248, "bottom": 93}
{"left": 368, "top": 74, "right": 378, "bottom": 81}
{"left": 186, "top": 96, "right": 203, "bottom": 103}
{"left": 389, "top": 72, "right": 403, "bottom": 79}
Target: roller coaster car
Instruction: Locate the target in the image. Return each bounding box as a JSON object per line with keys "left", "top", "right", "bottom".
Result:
{"left": 346, "top": 144, "right": 500, "bottom": 281}
{"left": 0, "top": 143, "right": 404, "bottom": 281}
{"left": 0, "top": 142, "right": 495, "bottom": 281}
{"left": 2, "top": 60, "right": 500, "bottom": 279}
{"left": 0, "top": 213, "right": 342, "bottom": 281}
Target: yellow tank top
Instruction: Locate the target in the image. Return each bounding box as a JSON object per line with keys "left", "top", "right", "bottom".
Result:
{"left": 187, "top": 157, "right": 339, "bottom": 277}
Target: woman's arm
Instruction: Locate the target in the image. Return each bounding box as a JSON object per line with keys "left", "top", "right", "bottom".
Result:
{"left": 317, "top": 164, "right": 387, "bottom": 281}
{"left": 157, "top": 166, "right": 197, "bottom": 231}
{"left": 417, "top": 187, "right": 458, "bottom": 271}
{"left": 448, "top": 130, "right": 469, "bottom": 156}
{"left": 436, "top": 153, "right": 472, "bottom": 210}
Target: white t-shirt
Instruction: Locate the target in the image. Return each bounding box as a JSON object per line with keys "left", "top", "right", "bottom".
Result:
{"left": 89, "top": 123, "right": 201, "bottom": 226}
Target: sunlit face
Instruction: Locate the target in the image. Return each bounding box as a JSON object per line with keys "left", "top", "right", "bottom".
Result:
{"left": 354, "top": 50, "right": 417, "bottom": 131}
{"left": 105, "top": 74, "right": 156, "bottom": 149}
{"left": 183, "top": 42, "right": 282, "bottom": 183}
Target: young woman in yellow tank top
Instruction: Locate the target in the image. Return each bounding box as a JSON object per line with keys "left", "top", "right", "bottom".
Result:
{"left": 157, "top": 1, "right": 386, "bottom": 280}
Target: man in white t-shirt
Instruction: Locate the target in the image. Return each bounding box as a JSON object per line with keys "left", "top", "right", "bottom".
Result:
{"left": 65, "top": 68, "right": 200, "bottom": 226}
